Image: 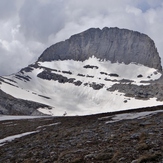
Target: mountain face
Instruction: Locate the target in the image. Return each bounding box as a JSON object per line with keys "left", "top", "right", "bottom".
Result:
{"left": 39, "top": 27, "right": 162, "bottom": 71}
{"left": 0, "top": 27, "right": 163, "bottom": 116}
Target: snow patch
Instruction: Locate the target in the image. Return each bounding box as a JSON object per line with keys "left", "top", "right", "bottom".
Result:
{"left": 0, "top": 130, "right": 39, "bottom": 146}
{"left": 0, "top": 115, "right": 48, "bottom": 121}
{"left": 37, "top": 122, "right": 61, "bottom": 129}
{"left": 0, "top": 57, "right": 163, "bottom": 116}
{"left": 100, "top": 110, "right": 163, "bottom": 123}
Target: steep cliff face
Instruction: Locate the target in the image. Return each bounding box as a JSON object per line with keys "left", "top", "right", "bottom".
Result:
{"left": 39, "top": 27, "right": 162, "bottom": 71}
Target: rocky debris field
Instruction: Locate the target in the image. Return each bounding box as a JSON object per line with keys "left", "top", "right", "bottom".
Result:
{"left": 0, "top": 106, "right": 163, "bottom": 163}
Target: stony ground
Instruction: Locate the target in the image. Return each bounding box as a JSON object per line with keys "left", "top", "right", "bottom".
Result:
{"left": 0, "top": 106, "right": 163, "bottom": 163}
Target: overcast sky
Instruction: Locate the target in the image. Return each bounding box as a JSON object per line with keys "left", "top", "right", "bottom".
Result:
{"left": 0, "top": 0, "right": 163, "bottom": 75}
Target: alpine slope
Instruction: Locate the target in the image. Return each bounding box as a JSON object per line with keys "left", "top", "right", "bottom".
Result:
{"left": 0, "top": 27, "right": 163, "bottom": 116}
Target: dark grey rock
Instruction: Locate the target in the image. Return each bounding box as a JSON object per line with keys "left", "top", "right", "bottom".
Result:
{"left": 109, "top": 73, "right": 119, "bottom": 77}
{"left": 137, "top": 74, "right": 143, "bottom": 78}
{"left": 90, "top": 82, "right": 104, "bottom": 90}
{"left": 119, "top": 79, "right": 134, "bottom": 83}
{"left": 37, "top": 70, "right": 75, "bottom": 83}
{"left": 0, "top": 89, "right": 49, "bottom": 115}
{"left": 38, "top": 27, "right": 162, "bottom": 71}
{"left": 62, "top": 71, "right": 72, "bottom": 75}
{"left": 73, "top": 80, "right": 82, "bottom": 86}
{"left": 104, "top": 78, "right": 118, "bottom": 82}
{"left": 15, "top": 74, "right": 31, "bottom": 82}
{"left": 100, "top": 72, "right": 108, "bottom": 75}
{"left": 86, "top": 75, "right": 94, "bottom": 78}
{"left": 108, "top": 83, "right": 163, "bottom": 101}
{"left": 37, "top": 70, "right": 83, "bottom": 87}
{"left": 20, "top": 66, "right": 34, "bottom": 73}
{"left": 83, "top": 65, "right": 98, "bottom": 69}
{"left": 77, "top": 73, "right": 85, "bottom": 77}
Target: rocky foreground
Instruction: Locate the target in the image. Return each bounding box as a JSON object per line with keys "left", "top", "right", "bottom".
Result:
{"left": 0, "top": 106, "right": 163, "bottom": 163}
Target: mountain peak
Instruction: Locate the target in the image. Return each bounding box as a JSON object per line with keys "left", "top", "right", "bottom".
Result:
{"left": 38, "top": 27, "right": 162, "bottom": 71}
{"left": 1, "top": 27, "right": 163, "bottom": 116}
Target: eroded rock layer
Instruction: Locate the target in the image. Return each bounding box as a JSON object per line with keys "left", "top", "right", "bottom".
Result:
{"left": 39, "top": 27, "right": 162, "bottom": 71}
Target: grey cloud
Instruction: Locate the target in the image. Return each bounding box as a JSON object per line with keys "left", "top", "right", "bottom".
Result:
{"left": 0, "top": 39, "right": 32, "bottom": 75}
{"left": 0, "top": 0, "right": 163, "bottom": 75}
{"left": 19, "top": 0, "right": 66, "bottom": 43}
{"left": 0, "top": 0, "right": 19, "bottom": 20}
{"left": 135, "top": 0, "right": 163, "bottom": 12}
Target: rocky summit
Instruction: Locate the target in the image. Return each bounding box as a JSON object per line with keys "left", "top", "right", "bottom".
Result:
{"left": 39, "top": 27, "right": 162, "bottom": 71}
{"left": 0, "top": 27, "right": 163, "bottom": 116}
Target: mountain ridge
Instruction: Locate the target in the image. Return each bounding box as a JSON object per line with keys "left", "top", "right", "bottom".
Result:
{"left": 39, "top": 27, "right": 162, "bottom": 71}
{"left": 0, "top": 27, "right": 163, "bottom": 163}
{"left": 0, "top": 27, "right": 163, "bottom": 116}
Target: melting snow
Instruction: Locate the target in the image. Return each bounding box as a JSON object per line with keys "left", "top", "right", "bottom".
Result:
{"left": 0, "top": 130, "right": 39, "bottom": 146}
{"left": 100, "top": 110, "right": 163, "bottom": 123}
{"left": 37, "top": 122, "right": 61, "bottom": 129}
{"left": 0, "top": 57, "right": 163, "bottom": 116}
{"left": 0, "top": 116, "right": 48, "bottom": 121}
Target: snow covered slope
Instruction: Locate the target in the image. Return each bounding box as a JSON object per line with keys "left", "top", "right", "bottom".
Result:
{"left": 0, "top": 56, "right": 162, "bottom": 116}
{"left": 1, "top": 27, "right": 163, "bottom": 116}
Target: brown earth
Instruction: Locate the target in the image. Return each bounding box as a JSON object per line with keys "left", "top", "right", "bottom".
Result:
{"left": 0, "top": 106, "right": 163, "bottom": 163}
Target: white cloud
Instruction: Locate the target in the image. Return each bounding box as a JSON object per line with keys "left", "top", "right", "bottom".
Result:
{"left": 0, "top": 0, "right": 163, "bottom": 75}
{"left": 126, "top": 5, "right": 142, "bottom": 15}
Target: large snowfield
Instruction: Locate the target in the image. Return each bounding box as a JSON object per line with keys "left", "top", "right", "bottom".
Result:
{"left": 0, "top": 57, "right": 163, "bottom": 116}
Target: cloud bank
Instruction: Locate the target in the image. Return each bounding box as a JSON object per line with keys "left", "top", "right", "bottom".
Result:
{"left": 0, "top": 0, "right": 163, "bottom": 75}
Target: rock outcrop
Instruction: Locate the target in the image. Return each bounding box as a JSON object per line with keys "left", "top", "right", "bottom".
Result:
{"left": 0, "top": 89, "right": 49, "bottom": 115}
{"left": 38, "top": 27, "right": 162, "bottom": 71}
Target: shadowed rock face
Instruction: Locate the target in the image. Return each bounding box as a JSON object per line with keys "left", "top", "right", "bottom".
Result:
{"left": 0, "top": 89, "right": 49, "bottom": 115}
{"left": 38, "top": 27, "right": 162, "bottom": 71}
